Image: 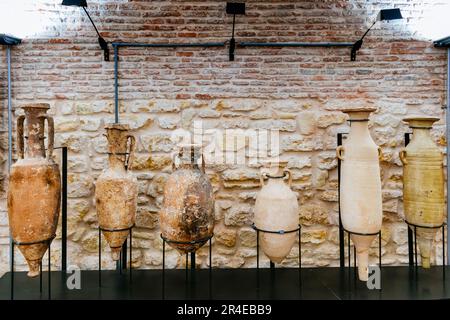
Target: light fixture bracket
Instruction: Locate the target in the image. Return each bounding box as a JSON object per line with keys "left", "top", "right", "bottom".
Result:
{"left": 351, "top": 39, "right": 363, "bottom": 61}
{"left": 98, "top": 36, "right": 110, "bottom": 61}
{"left": 351, "top": 8, "right": 403, "bottom": 61}
{"left": 0, "top": 34, "right": 22, "bottom": 46}
{"left": 226, "top": 2, "right": 245, "bottom": 61}
{"left": 61, "top": 0, "right": 87, "bottom": 7}
{"left": 62, "top": 0, "right": 109, "bottom": 61}
{"left": 434, "top": 36, "right": 450, "bottom": 48}
{"left": 378, "top": 8, "right": 403, "bottom": 21}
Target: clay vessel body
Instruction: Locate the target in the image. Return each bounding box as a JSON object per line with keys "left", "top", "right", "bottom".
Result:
{"left": 337, "top": 108, "right": 382, "bottom": 281}
{"left": 254, "top": 161, "right": 299, "bottom": 264}
{"left": 8, "top": 103, "right": 61, "bottom": 277}
{"left": 95, "top": 123, "right": 137, "bottom": 261}
{"left": 400, "top": 117, "right": 444, "bottom": 268}
{"left": 160, "top": 145, "right": 214, "bottom": 254}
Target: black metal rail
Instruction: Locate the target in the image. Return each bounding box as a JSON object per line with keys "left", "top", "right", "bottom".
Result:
{"left": 239, "top": 42, "right": 353, "bottom": 48}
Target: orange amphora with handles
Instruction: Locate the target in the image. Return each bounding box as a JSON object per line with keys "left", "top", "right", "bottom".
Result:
{"left": 8, "top": 103, "right": 61, "bottom": 277}
{"left": 159, "top": 144, "right": 214, "bottom": 254}
{"left": 95, "top": 123, "right": 137, "bottom": 261}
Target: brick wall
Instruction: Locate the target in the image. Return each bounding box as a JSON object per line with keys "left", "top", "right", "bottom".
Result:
{"left": 0, "top": 0, "right": 448, "bottom": 274}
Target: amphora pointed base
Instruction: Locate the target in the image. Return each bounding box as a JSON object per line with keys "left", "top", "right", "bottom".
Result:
{"left": 260, "top": 233, "right": 297, "bottom": 264}
{"left": 351, "top": 234, "right": 377, "bottom": 281}
{"left": 102, "top": 230, "right": 130, "bottom": 261}
{"left": 414, "top": 227, "right": 437, "bottom": 269}
{"left": 170, "top": 241, "right": 208, "bottom": 255}
{"left": 18, "top": 242, "right": 49, "bottom": 278}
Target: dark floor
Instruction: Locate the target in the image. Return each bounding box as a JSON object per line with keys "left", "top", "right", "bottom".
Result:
{"left": 0, "top": 266, "right": 449, "bottom": 300}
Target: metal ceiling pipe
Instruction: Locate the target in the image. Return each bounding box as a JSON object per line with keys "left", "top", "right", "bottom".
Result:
{"left": 114, "top": 45, "right": 119, "bottom": 124}
{"left": 1, "top": 34, "right": 20, "bottom": 278}
{"left": 446, "top": 48, "right": 449, "bottom": 264}
{"left": 0, "top": 35, "right": 21, "bottom": 171}
{"left": 433, "top": 36, "right": 450, "bottom": 265}
{"left": 111, "top": 42, "right": 226, "bottom": 48}
{"left": 7, "top": 46, "right": 12, "bottom": 172}
{"left": 6, "top": 45, "right": 14, "bottom": 281}
{"left": 239, "top": 42, "right": 354, "bottom": 48}
{"left": 111, "top": 40, "right": 353, "bottom": 122}
{"left": 112, "top": 41, "right": 227, "bottom": 123}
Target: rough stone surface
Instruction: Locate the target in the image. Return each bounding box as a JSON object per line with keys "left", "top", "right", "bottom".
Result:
{"left": 297, "top": 112, "right": 316, "bottom": 135}
{"left": 225, "top": 204, "right": 253, "bottom": 227}
{"left": 317, "top": 113, "right": 347, "bottom": 128}
{"left": 215, "top": 227, "right": 237, "bottom": 247}
{"left": 0, "top": 0, "right": 447, "bottom": 274}
{"left": 239, "top": 228, "right": 257, "bottom": 248}
{"left": 299, "top": 204, "right": 330, "bottom": 227}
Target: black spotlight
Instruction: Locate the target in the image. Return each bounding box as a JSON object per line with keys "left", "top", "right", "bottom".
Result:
{"left": 226, "top": 2, "right": 245, "bottom": 15}
{"left": 434, "top": 36, "right": 450, "bottom": 48}
{"left": 62, "top": 0, "right": 109, "bottom": 61}
{"left": 378, "top": 8, "right": 403, "bottom": 21}
{"left": 0, "top": 34, "right": 22, "bottom": 46}
{"left": 351, "top": 8, "right": 403, "bottom": 61}
{"left": 62, "top": 0, "right": 87, "bottom": 6}
{"left": 227, "top": 2, "right": 246, "bottom": 61}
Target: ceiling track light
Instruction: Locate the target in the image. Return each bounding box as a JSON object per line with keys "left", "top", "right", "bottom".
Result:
{"left": 62, "top": 0, "right": 109, "bottom": 61}
{"left": 351, "top": 8, "right": 403, "bottom": 61}
{"left": 226, "top": 2, "right": 245, "bottom": 61}
{"left": 0, "top": 34, "right": 22, "bottom": 46}
{"left": 434, "top": 36, "right": 450, "bottom": 48}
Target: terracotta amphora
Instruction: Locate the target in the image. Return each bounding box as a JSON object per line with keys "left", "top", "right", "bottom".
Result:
{"left": 8, "top": 103, "right": 61, "bottom": 277}
{"left": 336, "top": 107, "right": 383, "bottom": 281}
{"left": 95, "top": 123, "right": 137, "bottom": 261}
{"left": 400, "top": 116, "right": 444, "bottom": 268}
{"left": 254, "top": 161, "right": 299, "bottom": 264}
{"left": 160, "top": 144, "right": 214, "bottom": 254}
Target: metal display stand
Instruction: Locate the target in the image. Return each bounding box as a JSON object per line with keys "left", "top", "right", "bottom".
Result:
{"left": 160, "top": 234, "right": 214, "bottom": 299}
{"left": 160, "top": 234, "right": 213, "bottom": 272}
{"left": 251, "top": 223, "right": 302, "bottom": 301}
{"left": 98, "top": 224, "right": 134, "bottom": 287}
{"left": 10, "top": 146, "right": 68, "bottom": 300}
{"left": 404, "top": 133, "right": 446, "bottom": 277}
{"left": 341, "top": 228, "right": 382, "bottom": 288}
{"left": 10, "top": 236, "right": 54, "bottom": 300}
{"left": 251, "top": 223, "right": 302, "bottom": 282}
{"left": 405, "top": 220, "right": 446, "bottom": 277}
{"left": 337, "top": 133, "right": 383, "bottom": 288}
{"left": 433, "top": 37, "right": 450, "bottom": 265}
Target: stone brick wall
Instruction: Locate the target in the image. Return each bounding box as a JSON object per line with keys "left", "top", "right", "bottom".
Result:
{"left": 0, "top": 0, "right": 448, "bottom": 274}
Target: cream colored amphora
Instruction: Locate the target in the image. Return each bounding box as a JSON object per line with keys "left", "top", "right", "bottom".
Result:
{"left": 8, "top": 103, "right": 61, "bottom": 277}
{"left": 400, "top": 116, "right": 444, "bottom": 268}
{"left": 95, "top": 123, "right": 137, "bottom": 261}
{"left": 336, "top": 108, "right": 383, "bottom": 281}
{"left": 254, "top": 161, "right": 299, "bottom": 264}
